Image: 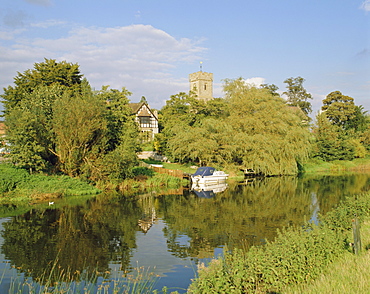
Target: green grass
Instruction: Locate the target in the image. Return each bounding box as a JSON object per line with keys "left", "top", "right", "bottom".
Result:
{"left": 303, "top": 157, "right": 370, "bottom": 174}
{"left": 0, "top": 164, "right": 101, "bottom": 201}
{"left": 284, "top": 219, "right": 370, "bottom": 294}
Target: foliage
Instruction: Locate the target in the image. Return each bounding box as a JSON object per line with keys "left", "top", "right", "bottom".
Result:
{"left": 322, "top": 91, "right": 356, "bottom": 129}
{"left": 1, "top": 60, "right": 140, "bottom": 182}
{"left": 313, "top": 112, "right": 355, "bottom": 161}
{"left": 1, "top": 58, "right": 83, "bottom": 114}
{"left": 285, "top": 220, "right": 370, "bottom": 294}
{"left": 52, "top": 93, "right": 107, "bottom": 176}
{"left": 159, "top": 79, "right": 312, "bottom": 175}
{"left": 283, "top": 76, "right": 313, "bottom": 116}
{"left": 313, "top": 91, "right": 369, "bottom": 161}
{"left": 0, "top": 164, "right": 30, "bottom": 193}
{"left": 132, "top": 166, "right": 155, "bottom": 177}
{"left": 261, "top": 83, "right": 280, "bottom": 97}
{"left": 0, "top": 164, "right": 100, "bottom": 197}
{"left": 189, "top": 191, "right": 370, "bottom": 293}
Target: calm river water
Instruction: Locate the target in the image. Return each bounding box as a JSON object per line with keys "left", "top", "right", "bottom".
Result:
{"left": 0, "top": 173, "right": 370, "bottom": 293}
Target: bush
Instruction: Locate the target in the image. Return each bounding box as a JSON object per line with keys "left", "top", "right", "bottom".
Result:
{"left": 0, "top": 164, "right": 101, "bottom": 196}
{"left": 132, "top": 166, "right": 155, "bottom": 177}
{"left": 0, "top": 164, "right": 30, "bottom": 193}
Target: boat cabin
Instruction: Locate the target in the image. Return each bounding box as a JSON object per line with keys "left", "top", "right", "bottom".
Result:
{"left": 192, "top": 166, "right": 216, "bottom": 177}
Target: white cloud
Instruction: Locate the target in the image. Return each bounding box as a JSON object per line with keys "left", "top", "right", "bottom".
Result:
{"left": 244, "top": 77, "right": 266, "bottom": 87}
{"left": 360, "top": 0, "right": 370, "bottom": 11}
{"left": 0, "top": 24, "right": 207, "bottom": 109}
{"left": 30, "top": 20, "right": 67, "bottom": 29}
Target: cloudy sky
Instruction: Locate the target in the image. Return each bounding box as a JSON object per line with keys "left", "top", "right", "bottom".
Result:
{"left": 1, "top": 0, "right": 369, "bottom": 115}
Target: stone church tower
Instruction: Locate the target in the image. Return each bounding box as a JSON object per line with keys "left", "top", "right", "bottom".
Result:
{"left": 189, "top": 70, "right": 213, "bottom": 102}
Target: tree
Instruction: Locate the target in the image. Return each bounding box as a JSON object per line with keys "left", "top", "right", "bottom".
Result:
{"left": 161, "top": 78, "right": 311, "bottom": 175}
{"left": 321, "top": 91, "right": 358, "bottom": 131}
{"left": 313, "top": 112, "right": 355, "bottom": 161}
{"left": 1, "top": 60, "right": 139, "bottom": 181}
{"left": 283, "top": 77, "right": 313, "bottom": 116}
{"left": 94, "top": 86, "right": 135, "bottom": 151}
{"left": 261, "top": 83, "right": 280, "bottom": 97}
{"left": 1, "top": 59, "right": 83, "bottom": 114}
{"left": 224, "top": 79, "right": 311, "bottom": 175}
{"left": 52, "top": 94, "right": 107, "bottom": 177}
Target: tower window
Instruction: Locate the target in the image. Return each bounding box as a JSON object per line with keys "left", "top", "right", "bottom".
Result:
{"left": 204, "top": 84, "right": 207, "bottom": 90}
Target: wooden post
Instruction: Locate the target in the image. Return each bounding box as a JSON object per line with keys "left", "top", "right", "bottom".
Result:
{"left": 352, "top": 216, "right": 362, "bottom": 254}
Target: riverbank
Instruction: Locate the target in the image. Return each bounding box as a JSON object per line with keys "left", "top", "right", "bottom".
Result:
{"left": 0, "top": 163, "right": 189, "bottom": 205}
{"left": 303, "top": 157, "right": 370, "bottom": 174}
{"left": 284, "top": 219, "right": 370, "bottom": 293}
{"left": 188, "top": 191, "right": 370, "bottom": 293}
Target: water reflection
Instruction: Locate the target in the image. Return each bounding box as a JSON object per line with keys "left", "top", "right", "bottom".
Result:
{"left": 191, "top": 182, "right": 228, "bottom": 198}
{"left": 0, "top": 173, "right": 369, "bottom": 291}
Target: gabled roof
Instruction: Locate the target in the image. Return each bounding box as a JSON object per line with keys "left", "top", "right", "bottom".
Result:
{"left": 128, "top": 102, "right": 158, "bottom": 119}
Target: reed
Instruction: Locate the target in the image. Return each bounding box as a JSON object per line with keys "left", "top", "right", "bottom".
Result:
{"left": 3, "top": 261, "right": 164, "bottom": 294}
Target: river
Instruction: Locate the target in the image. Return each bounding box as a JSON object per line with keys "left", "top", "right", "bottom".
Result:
{"left": 0, "top": 173, "right": 369, "bottom": 293}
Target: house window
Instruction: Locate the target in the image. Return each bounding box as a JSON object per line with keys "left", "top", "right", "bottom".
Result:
{"left": 139, "top": 116, "right": 151, "bottom": 128}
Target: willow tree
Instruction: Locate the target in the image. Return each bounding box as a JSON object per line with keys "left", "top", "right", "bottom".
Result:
{"left": 161, "top": 78, "right": 311, "bottom": 175}
{"left": 222, "top": 78, "right": 311, "bottom": 175}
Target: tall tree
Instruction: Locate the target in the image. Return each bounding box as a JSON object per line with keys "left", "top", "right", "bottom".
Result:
{"left": 261, "top": 83, "right": 280, "bottom": 97}
{"left": 162, "top": 78, "right": 311, "bottom": 175}
{"left": 321, "top": 91, "right": 357, "bottom": 129}
{"left": 313, "top": 112, "right": 355, "bottom": 161}
{"left": 1, "top": 58, "right": 83, "bottom": 114}
{"left": 224, "top": 78, "right": 311, "bottom": 175}
{"left": 283, "top": 77, "right": 313, "bottom": 116}
{"left": 1, "top": 60, "right": 139, "bottom": 181}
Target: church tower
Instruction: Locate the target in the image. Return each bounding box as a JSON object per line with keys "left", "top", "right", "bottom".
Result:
{"left": 189, "top": 68, "right": 213, "bottom": 102}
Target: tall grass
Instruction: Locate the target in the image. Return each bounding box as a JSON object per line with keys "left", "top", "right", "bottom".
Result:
{"left": 303, "top": 157, "right": 370, "bottom": 174}
{"left": 0, "top": 164, "right": 101, "bottom": 199}
{"left": 284, "top": 220, "right": 370, "bottom": 294}
{"left": 4, "top": 262, "right": 165, "bottom": 294}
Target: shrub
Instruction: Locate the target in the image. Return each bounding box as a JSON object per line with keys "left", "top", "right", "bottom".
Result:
{"left": 0, "top": 164, "right": 101, "bottom": 196}
{"left": 0, "top": 164, "right": 30, "bottom": 193}
{"left": 132, "top": 167, "right": 155, "bottom": 177}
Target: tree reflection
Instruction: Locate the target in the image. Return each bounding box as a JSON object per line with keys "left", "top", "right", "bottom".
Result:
{"left": 159, "top": 174, "right": 370, "bottom": 257}
{"left": 1, "top": 173, "right": 370, "bottom": 285}
{"left": 1, "top": 195, "right": 142, "bottom": 284}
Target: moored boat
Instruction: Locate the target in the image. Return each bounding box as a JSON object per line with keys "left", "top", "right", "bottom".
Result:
{"left": 191, "top": 166, "right": 229, "bottom": 185}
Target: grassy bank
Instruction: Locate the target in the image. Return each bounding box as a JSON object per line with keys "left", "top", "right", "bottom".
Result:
{"left": 188, "top": 191, "right": 370, "bottom": 293}
{"left": 303, "top": 157, "right": 370, "bottom": 174}
{"left": 284, "top": 219, "right": 370, "bottom": 294}
{"left": 0, "top": 163, "right": 101, "bottom": 204}
{"left": 0, "top": 163, "right": 189, "bottom": 203}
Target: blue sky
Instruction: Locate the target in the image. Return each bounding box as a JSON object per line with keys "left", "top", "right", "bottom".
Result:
{"left": 1, "top": 0, "right": 369, "bottom": 115}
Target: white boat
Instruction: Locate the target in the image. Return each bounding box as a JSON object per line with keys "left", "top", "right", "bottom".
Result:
{"left": 191, "top": 166, "right": 229, "bottom": 185}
